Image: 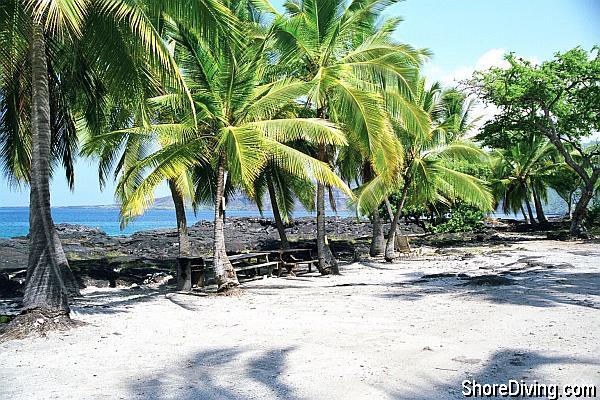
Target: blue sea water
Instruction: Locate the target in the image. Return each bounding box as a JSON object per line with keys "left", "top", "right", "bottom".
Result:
{"left": 0, "top": 207, "right": 539, "bottom": 239}
{"left": 0, "top": 207, "right": 330, "bottom": 239}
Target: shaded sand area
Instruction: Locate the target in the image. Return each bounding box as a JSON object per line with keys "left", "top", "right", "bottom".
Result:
{"left": 1, "top": 239, "right": 599, "bottom": 399}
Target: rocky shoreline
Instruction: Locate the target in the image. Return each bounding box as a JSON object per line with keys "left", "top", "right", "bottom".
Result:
{"left": 0, "top": 217, "right": 425, "bottom": 295}
{"left": 2, "top": 215, "right": 576, "bottom": 297}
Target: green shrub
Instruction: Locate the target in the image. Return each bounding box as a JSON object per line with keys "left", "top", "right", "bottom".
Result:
{"left": 433, "top": 204, "right": 485, "bottom": 233}
{"left": 586, "top": 200, "right": 600, "bottom": 229}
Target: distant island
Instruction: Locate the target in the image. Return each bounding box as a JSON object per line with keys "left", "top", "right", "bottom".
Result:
{"left": 150, "top": 188, "right": 352, "bottom": 213}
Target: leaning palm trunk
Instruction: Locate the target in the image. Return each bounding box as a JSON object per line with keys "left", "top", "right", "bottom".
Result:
{"left": 363, "top": 164, "right": 384, "bottom": 256}
{"left": 212, "top": 155, "right": 239, "bottom": 291}
{"left": 384, "top": 198, "right": 395, "bottom": 221}
{"left": 385, "top": 182, "right": 410, "bottom": 262}
{"left": 524, "top": 194, "right": 536, "bottom": 224}
{"left": 267, "top": 177, "right": 290, "bottom": 250}
{"left": 2, "top": 25, "right": 78, "bottom": 339}
{"left": 169, "top": 180, "right": 192, "bottom": 291}
{"left": 520, "top": 205, "right": 530, "bottom": 224}
{"left": 531, "top": 186, "right": 547, "bottom": 224}
{"left": 316, "top": 145, "right": 339, "bottom": 275}
{"left": 369, "top": 211, "right": 385, "bottom": 256}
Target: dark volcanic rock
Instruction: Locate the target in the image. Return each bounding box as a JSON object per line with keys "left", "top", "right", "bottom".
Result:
{"left": 0, "top": 216, "right": 423, "bottom": 296}
{"left": 55, "top": 223, "right": 107, "bottom": 237}
{"left": 0, "top": 272, "right": 23, "bottom": 297}
{"left": 547, "top": 230, "right": 571, "bottom": 241}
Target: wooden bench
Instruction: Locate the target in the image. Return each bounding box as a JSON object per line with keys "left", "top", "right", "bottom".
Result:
{"left": 214, "top": 252, "right": 279, "bottom": 278}
{"left": 178, "top": 252, "right": 279, "bottom": 287}
{"left": 268, "top": 248, "right": 318, "bottom": 277}
{"left": 176, "top": 257, "right": 207, "bottom": 288}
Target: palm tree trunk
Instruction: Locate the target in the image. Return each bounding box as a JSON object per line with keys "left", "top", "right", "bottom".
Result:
{"left": 4, "top": 24, "right": 80, "bottom": 338}
{"left": 531, "top": 186, "right": 547, "bottom": 224}
{"left": 267, "top": 176, "right": 289, "bottom": 250}
{"left": 168, "top": 180, "right": 192, "bottom": 291}
{"left": 385, "top": 182, "right": 409, "bottom": 262}
{"left": 524, "top": 195, "right": 536, "bottom": 224}
{"left": 520, "top": 205, "right": 529, "bottom": 224}
{"left": 384, "top": 198, "right": 394, "bottom": 221}
{"left": 316, "top": 144, "right": 339, "bottom": 275}
{"left": 362, "top": 162, "right": 384, "bottom": 256}
{"left": 369, "top": 211, "right": 385, "bottom": 256}
{"left": 213, "top": 154, "right": 238, "bottom": 291}
{"left": 2, "top": 23, "right": 82, "bottom": 340}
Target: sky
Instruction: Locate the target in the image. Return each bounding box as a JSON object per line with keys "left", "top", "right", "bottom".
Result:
{"left": 1, "top": 0, "right": 599, "bottom": 207}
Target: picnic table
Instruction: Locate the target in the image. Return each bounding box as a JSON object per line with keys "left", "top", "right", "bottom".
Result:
{"left": 214, "top": 252, "right": 279, "bottom": 277}
{"left": 177, "top": 252, "right": 279, "bottom": 287}
{"left": 267, "top": 248, "right": 318, "bottom": 277}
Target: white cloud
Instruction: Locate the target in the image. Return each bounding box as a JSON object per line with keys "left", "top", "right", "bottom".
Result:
{"left": 423, "top": 48, "right": 509, "bottom": 87}
{"left": 422, "top": 48, "right": 512, "bottom": 134}
{"left": 422, "top": 49, "right": 545, "bottom": 135}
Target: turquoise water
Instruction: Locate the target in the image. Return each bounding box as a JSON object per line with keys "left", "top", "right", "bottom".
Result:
{"left": 0, "top": 207, "right": 543, "bottom": 239}
{"left": 0, "top": 207, "right": 330, "bottom": 238}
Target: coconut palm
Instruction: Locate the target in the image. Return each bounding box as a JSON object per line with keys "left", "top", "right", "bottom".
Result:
{"left": 0, "top": 0, "right": 237, "bottom": 335}
{"left": 491, "top": 135, "right": 558, "bottom": 224}
{"left": 251, "top": 161, "right": 316, "bottom": 250}
{"left": 439, "top": 89, "right": 482, "bottom": 142}
{"left": 257, "top": 0, "right": 429, "bottom": 273}
{"left": 81, "top": 108, "right": 199, "bottom": 288}
{"left": 357, "top": 81, "right": 494, "bottom": 261}
{"left": 242, "top": 103, "right": 317, "bottom": 250}
{"left": 110, "top": 18, "right": 350, "bottom": 291}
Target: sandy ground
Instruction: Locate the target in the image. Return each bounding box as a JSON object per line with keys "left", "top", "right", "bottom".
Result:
{"left": 1, "top": 239, "right": 599, "bottom": 400}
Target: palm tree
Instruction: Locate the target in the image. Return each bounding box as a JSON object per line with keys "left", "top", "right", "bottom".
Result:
{"left": 0, "top": 0, "right": 236, "bottom": 335}
{"left": 357, "top": 81, "right": 493, "bottom": 261}
{"left": 491, "top": 135, "right": 558, "bottom": 225}
{"left": 245, "top": 104, "right": 317, "bottom": 251}
{"left": 112, "top": 19, "right": 350, "bottom": 291}
{"left": 251, "top": 163, "right": 316, "bottom": 250}
{"left": 259, "top": 0, "right": 429, "bottom": 273}
{"left": 82, "top": 114, "right": 198, "bottom": 289}
{"left": 336, "top": 144, "right": 385, "bottom": 256}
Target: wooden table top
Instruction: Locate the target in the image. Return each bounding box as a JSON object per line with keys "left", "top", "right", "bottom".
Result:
{"left": 182, "top": 252, "right": 271, "bottom": 263}
{"left": 268, "top": 248, "right": 312, "bottom": 254}
{"left": 227, "top": 252, "right": 270, "bottom": 261}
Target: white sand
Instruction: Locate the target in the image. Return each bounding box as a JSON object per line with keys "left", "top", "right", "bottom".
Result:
{"left": 1, "top": 239, "right": 599, "bottom": 399}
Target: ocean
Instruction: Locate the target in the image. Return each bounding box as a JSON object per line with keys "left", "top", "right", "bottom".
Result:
{"left": 0, "top": 206, "right": 534, "bottom": 239}
{"left": 0, "top": 207, "right": 333, "bottom": 239}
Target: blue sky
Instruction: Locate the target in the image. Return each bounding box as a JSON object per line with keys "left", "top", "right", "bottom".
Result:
{"left": 1, "top": 0, "right": 598, "bottom": 207}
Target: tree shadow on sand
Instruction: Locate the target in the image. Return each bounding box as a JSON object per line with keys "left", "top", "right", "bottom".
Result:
{"left": 380, "top": 264, "right": 600, "bottom": 310}
{"left": 380, "top": 349, "right": 599, "bottom": 399}
{"left": 127, "top": 346, "right": 303, "bottom": 400}
{"left": 72, "top": 288, "right": 166, "bottom": 315}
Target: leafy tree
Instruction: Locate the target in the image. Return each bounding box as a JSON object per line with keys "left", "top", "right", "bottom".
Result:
{"left": 433, "top": 203, "right": 485, "bottom": 233}
{"left": 546, "top": 164, "right": 583, "bottom": 218}
{"left": 586, "top": 197, "right": 600, "bottom": 231}
{"left": 470, "top": 47, "right": 600, "bottom": 235}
